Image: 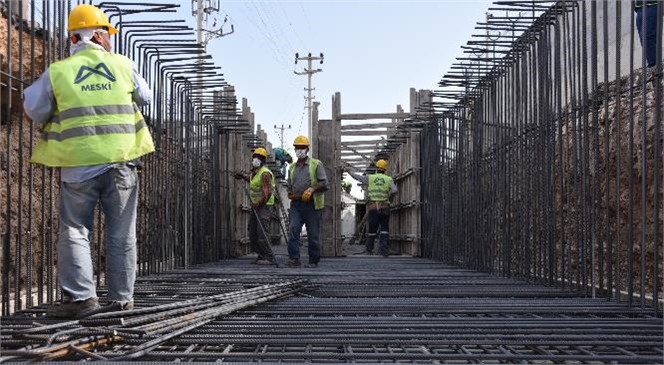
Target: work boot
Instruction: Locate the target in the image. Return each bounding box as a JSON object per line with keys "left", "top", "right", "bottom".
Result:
{"left": 79, "top": 299, "right": 135, "bottom": 318}
{"left": 109, "top": 300, "right": 134, "bottom": 311}
{"left": 47, "top": 297, "right": 100, "bottom": 319}
{"left": 285, "top": 258, "right": 302, "bottom": 267}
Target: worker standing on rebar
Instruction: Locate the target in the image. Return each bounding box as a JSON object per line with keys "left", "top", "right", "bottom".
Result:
{"left": 22, "top": 4, "right": 155, "bottom": 319}
{"left": 286, "top": 135, "right": 328, "bottom": 268}
{"left": 346, "top": 160, "right": 397, "bottom": 257}
{"left": 234, "top": 147, "right": 278, "bottom": 265}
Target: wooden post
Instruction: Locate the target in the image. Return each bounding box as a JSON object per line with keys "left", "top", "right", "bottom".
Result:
{"left": 318, "top": 118, "right": 338, "bottom": 257}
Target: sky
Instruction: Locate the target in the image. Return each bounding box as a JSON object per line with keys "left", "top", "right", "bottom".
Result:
{"left": 175, "top": 0, "right": 494, "bottom": 150}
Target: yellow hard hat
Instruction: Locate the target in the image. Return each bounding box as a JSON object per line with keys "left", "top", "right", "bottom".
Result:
{"left": 375, "top": 159, "right": 388, "bottom": 170}
{"left": 253, "top": 147, "right": 268, "bottom": 158}
{"left": 293, "top": 135, "right": 310, "bottom": 147}
{"left": 68, "top": 4, "right": 118, "bottom": 35}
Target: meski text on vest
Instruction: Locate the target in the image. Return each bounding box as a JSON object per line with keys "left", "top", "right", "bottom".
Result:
{"left": 74, "top": 63, "right": 116, "bottom": 92}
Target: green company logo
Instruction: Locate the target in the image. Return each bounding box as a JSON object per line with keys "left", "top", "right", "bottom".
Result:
{"left": 74, "top": 63, "right": 116, "bottom": 91}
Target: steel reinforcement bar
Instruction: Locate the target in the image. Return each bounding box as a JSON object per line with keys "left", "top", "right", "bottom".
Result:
{"left": 0, "top": 0, "right": 256, "bottom": 315}
{"left": 424, "top": 0, "right": 663, "bottom": 314}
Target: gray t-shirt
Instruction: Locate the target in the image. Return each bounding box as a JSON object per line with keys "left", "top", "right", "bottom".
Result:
{"left": 289, "top": 158, "right": 329, "bottom": 196}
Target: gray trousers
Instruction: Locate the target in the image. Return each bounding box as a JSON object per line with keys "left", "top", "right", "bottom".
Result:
{"left": 249, "top": 204, "right": 275, "bottom": 260}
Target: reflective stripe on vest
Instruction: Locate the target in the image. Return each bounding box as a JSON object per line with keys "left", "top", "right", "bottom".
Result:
{"left": 289, "top": 158, "right": 324, "bottom": 210}
{"left": 30, "top": 48, "right": 155, "bottom": 167}
{"left": 367, "top": 173, "right": 393, "bottom": 202}
{"left": 250, "top": 166, "right": 275, "bottom": 206}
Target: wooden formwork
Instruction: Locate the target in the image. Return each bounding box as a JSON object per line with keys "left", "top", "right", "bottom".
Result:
{"left": 320, "top": 88, "right": 430, "bottom": 257}
{"left": 216, "top": 89, "right": 276, "bottom": 258}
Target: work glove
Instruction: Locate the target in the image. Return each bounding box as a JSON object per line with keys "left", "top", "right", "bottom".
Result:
{"left": 301, "top": 187, "right": 315, "bottom": 203}
{"left": 233, "top": 171, "right": 246, "bottom": 180}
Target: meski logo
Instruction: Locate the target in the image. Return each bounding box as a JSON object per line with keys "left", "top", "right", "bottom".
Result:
{"left": 373, "top": 177, "right": 386, "bottom": 186}
{"left": 74, "top": 63, "right": 115, "bottom": 92}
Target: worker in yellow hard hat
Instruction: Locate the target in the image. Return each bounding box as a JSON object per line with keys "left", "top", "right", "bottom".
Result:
{"left": 23, "top": 4, "right": 154, "bottom": 319}
{"left": 346, "top": 159, "right": 397, "bottom": 256}
{"left": 234, "top": 147, "right": 277, "bottom": 265}
{"left": 285, "top": 135, "right": 329, "bottom": 268}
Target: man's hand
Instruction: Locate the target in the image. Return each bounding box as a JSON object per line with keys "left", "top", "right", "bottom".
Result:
{"left": 288, "top": 192, "right": 297, "bottom": 200}
{"left": 233, "top": 171, "right": 247, "bottom": 180}
{"left": 301, "top": 187, "right": 315, "bottom": 202}
{"left": 251, "top": 201, "right": 262, "bottom": 210}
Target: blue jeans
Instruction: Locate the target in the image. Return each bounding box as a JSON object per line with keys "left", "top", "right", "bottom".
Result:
{"left": 287, "top": 201, "right": 322, "bottom": 264}
{"left": 58, "top": 164, "right": 138, "bottom": 302}
{"left": 636, "top": 4, "right": 660, "bottom": 67}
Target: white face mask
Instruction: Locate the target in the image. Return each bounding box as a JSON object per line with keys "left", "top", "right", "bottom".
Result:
{"left": 295, "top": 149, "right": 308, "bottom": 159}
{"left": 251, "top": 158, "right": 262, "bottom": 168}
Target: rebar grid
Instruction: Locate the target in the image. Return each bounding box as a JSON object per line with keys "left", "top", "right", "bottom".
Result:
{"left": 423, "top": 0, "right": 663, "bottom": 313}
{"left": 3, "top": 257, "right": 660, "bottom": 363}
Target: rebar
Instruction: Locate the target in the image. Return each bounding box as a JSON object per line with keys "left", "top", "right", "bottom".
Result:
{"left": 426, "top": 0, "right": 663, "bottom": 314}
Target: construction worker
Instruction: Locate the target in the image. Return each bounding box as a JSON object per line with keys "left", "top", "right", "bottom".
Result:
{"left": 234, "top": 147, "right": 277, "bottom": 265}
{"left": 273, "top": 147, "right": 293, "bottom": 178}
{"left": 341, "top": 180, "right": 352, "bottom": 194}
{"left": 286, "top": 135, "right": 329, "bottom": 267}
{"left": 22, "top": 4, "right": 154, "bottom": 318}
{"left": 347, "top": 159, "right": 397, "bottom": 256}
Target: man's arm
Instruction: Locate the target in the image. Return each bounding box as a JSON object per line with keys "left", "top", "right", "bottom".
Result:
{"left": 260, "top": 171, "right": 273, "bottom": 205}
{"left": 23, "top": 70, "right": 55, "bottom": 124}
{"left": 313, "top": 162, "right": 329, "bottom": 192}
{"left": 347, "top": 171, "right": 368, "bottom": 185}
{"left": 389, "top": 181, "right": 398, "bottom": 198}
{"left": 132, "top": 66, "right": 152, "bottom": 106}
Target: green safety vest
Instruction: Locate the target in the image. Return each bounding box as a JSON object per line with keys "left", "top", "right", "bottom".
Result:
{"left": 30, "top": 48, "right": 155, "bottom": 167}
{"left": 367, "top": 173, "right": 393, "bottom": 203}
{"left": 250, "top": 166, "right": 275, "bottom": 205}
{"left": 289, "top": 158, "right": 324, "bottom": 210}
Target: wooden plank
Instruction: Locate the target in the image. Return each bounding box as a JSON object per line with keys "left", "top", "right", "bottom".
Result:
{"left": 340, "top": 122, "right": 400, "bottom": 131}
{"left": 341, "top": 156, "right": 368, "bottom": 161}
{"left": 341, "top": 140, "right": 385, "bottom": 146}
{"left": 341, "top": 130, "right": 393, "bottom": 136}
{"left": 340, "top": 143, "right": 374, "bottom": 162}
{"left": 338, "top": 112, "right": 410, "bottom": 120}
{"left": 340, "top": 147, "right": 377, "bottom": 153}
{"left": 340, "top": 152, "right": 375, "bottom": 158}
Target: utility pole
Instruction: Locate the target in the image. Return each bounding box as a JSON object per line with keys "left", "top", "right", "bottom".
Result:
{"left": 193, "top": 0, "right": 235, "bottom": 49}
{"left": 274, "top": 124, "right": 291, "bottom": 149}
{"left": 193, "top": 0, "right": 235, "bottom": 102}
{"left": 294, "top": 52, "right": 324, "bottom": 151}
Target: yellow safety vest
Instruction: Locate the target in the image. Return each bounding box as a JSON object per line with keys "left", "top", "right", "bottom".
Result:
{"left": 289, "top": 158, "right": 324, "bottom": 210}
{"left": 250, "top": 166, "right": 275, "bottom": 206}
{"left": 368, "top": 173, "right": 393, "bottom": 203}
{"left": 30, "top": 48, "right": 155, "bottom": 167}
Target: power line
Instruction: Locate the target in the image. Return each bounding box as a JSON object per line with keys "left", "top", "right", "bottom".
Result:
{"left": 274, "top": 124, "right": 292, "bottom": 149}
{"left": 294, "top": 52, "right": 324, "bottom": 154}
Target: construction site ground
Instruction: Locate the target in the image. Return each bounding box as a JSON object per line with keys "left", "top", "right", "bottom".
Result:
{"left": 2, "top": 245, "right": 662, "bottom": 363}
